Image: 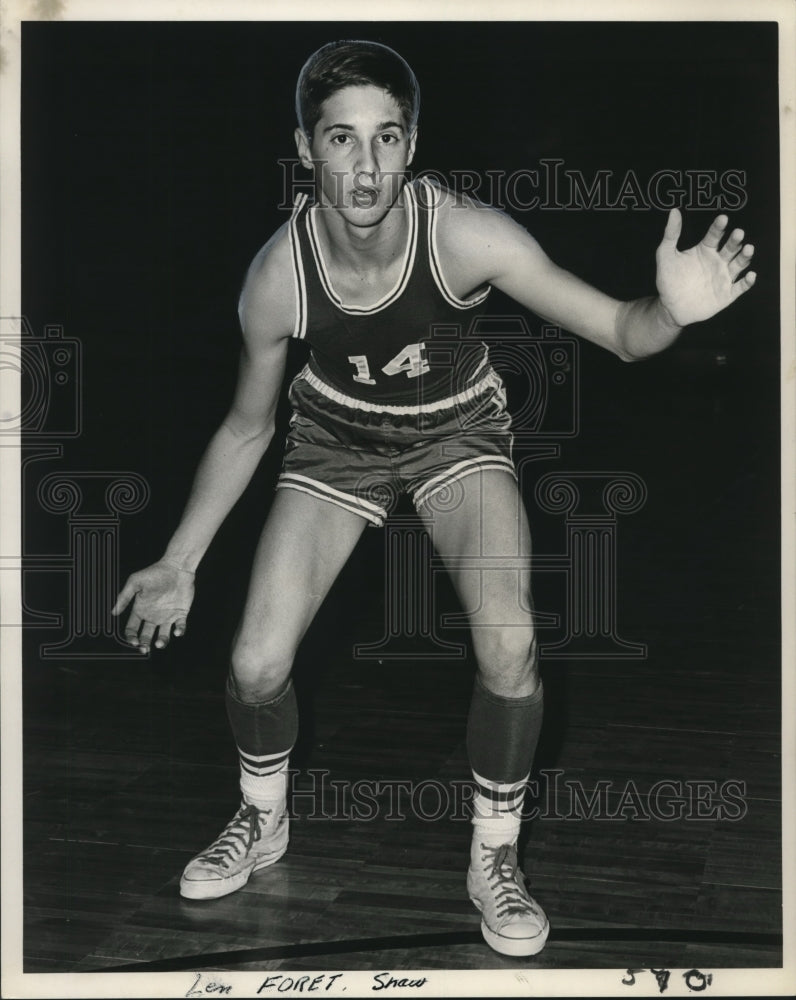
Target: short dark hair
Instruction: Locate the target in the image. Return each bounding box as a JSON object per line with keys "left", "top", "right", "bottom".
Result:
{"left": 296, "top": 40, "right": 420, "bottom": 139}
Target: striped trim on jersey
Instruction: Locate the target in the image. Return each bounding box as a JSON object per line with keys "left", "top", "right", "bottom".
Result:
{"left": 472, "top": 769, "right": 529, "bottom": 821}
{"left": 276, "top": 472, "right": 388, "bottom": 527}
{"left": 306, "top": 183, "right": 419, "bottom": 315}
{"left": 238, "top": 747, "right": 292, "bottom": 779}
{"left": 296, "top": 361, "right": 494, "bottom": 416}
{"left": 420, "top": 177, "right": 491, "bottom": 311}
{"left": 412, "top": 455, "right": 517, "bottom": 511}
{"left": 288, "top": 193, "right": 310, "bottom": 339}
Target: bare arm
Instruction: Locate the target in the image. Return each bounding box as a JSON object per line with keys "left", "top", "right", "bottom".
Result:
{"left": 162, "top": 334, "right": 289, "bottom": 573}
{"left": 112, "top": 226, "right": 296, "bottom": 651}
{"left": 435, "top": 193, "right": 756, "bottom": 361}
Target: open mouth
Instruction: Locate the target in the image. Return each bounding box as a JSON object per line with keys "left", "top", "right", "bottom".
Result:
{"left": 351, "top": 188, "right": 379, "bottom": 208}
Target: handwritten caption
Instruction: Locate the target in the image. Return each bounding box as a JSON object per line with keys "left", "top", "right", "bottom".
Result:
{"left": 187, "top": 967, "right": 715, "bottom": 998}
{"left": 186, "top": 971, "right": 430, "bottom": 997}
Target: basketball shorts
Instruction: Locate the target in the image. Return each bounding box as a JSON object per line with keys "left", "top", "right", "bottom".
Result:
{"left": 276, "top": 364, "right": 516, "bottom": 527}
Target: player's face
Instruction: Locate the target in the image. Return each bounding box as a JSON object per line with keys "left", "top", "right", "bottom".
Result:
{"left": 295, "top": 85, "right": 417, "bottom": 227}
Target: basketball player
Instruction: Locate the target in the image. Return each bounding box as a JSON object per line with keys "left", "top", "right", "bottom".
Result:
{"left": 112, "top": 40, "right": 756, "bottom": 958}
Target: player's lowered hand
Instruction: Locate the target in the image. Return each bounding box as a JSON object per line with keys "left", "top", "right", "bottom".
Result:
{"left": 655, "top": 209, "right": 756, "bottom": 327}
{"left": 111, "top": 560, "right": 195, "bottom": 654}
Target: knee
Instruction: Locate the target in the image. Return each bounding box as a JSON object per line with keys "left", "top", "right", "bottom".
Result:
{"left": 230, "top": 635, "right": 295, "bottom": 702}
{"left": 475, "top": 626, "right": 540, "bottom": 697}
{"left": 483, "top": 623, "right": 538, "bottom": 672}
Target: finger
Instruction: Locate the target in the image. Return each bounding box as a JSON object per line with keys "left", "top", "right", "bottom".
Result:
{"left": 719, "top": 227, "right": 744, "bottom": 260}
{"left": 728, "top": 243, "right": 754, "bottom": 277}
{"left": 730, "top": 270, "right": 756, "bottom": 300}
{"left": 124, "top": 611, "right": 143, "bottom": 635}
{"left": 112, "top": 579, "right": 139, "bottom": 617}
{"left": 700, "top": 214, "right": 728, "bottom": 250}
{"left": 657, "top": 207, "right": 682, "bottom": 250}
{"left": 123, "top": 613, "right": 143, "bottom": 646}
{"left": 138, "top": 622, "right": 157, "bottom": 655}
{"left": 159, "top": 610, "right": 190, "bottom": 646}
{"left": 154, "top": 623, "right": 174, "bottom": 650}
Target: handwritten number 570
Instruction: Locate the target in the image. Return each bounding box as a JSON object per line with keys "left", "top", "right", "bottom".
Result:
{"left": 623, "top": 968, "right": 713, "bottom": 992}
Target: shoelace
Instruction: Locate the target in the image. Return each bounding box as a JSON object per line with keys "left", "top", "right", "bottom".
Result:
{"left": 480, "top": 843, "right": 540, "bottom": 920}
{"left": 197, "top": 803, "right": 269, "bottom": 869}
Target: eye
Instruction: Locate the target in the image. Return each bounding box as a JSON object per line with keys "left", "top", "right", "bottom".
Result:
{"left": 378, "top": 133, "right": 400, "bottom": 145}
{"left": 331, "top": 134, "right": 352, "bottom": 146}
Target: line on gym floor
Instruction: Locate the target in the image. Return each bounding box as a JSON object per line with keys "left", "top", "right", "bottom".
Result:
{"left": 98, "top": 928, "right": 783, "bottom": 973}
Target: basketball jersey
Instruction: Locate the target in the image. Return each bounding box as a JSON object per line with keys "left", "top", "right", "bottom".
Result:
{"left": 288, "top": 177, "right": 491, "bottom": 406}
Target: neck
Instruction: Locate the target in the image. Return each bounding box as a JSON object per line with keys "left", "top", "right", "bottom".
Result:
{"left": 314, "top": 190, "right": 409, "bottom": 271}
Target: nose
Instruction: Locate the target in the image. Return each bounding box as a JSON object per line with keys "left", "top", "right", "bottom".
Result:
{"left": 355, "top": 142, "right": 379, "bottom": 181}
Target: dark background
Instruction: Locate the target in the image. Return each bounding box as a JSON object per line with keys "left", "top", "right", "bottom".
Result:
{"left": 18, "top": 20, "right": 783, "bottom": 973}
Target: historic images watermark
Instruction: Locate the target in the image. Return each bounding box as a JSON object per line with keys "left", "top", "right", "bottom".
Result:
{"left": 1, "top": 317, "right": 149, "bottom": 658}
{"left": 287, "top": 769, "right": 748, "bottom": 824}
{"left": 278, "top": 160, "right": 748, "bottom": 212}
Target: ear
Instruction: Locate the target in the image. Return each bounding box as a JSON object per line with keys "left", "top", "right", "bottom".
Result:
{"left": 294, "top": 127, "right": 314, "bottom": 170}
{"left": 407, "top": 127, "right": 418, "bottom": 167}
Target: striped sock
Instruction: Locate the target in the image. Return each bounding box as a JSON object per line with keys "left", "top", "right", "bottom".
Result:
{"left": 471, "top": 770, "right": 529, "bottom": 822}
{"left": 225, "top": 676, "right": 298, "bottom": 809}
{"left": 471, "top": 769, "right": 528, "bottom": 846}
{"left": 467, "top": 676, "right": 544, "bottom": 847}
{"left": 238, "top": 747, "right": 291, "bottom": 808}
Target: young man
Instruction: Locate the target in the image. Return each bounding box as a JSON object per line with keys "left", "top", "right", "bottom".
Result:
{"left": 112, "top": 40, "right": 756, "bottom": 958}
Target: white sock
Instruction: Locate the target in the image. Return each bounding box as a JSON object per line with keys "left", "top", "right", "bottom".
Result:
{"left": 239, "top": 758, "right": 288, "bottom": 810}
{"left": 471, "top": 815, "right": 522, "bottom": 855}
{"left": 470, "top": 768, "right": 527, "bottom": 852}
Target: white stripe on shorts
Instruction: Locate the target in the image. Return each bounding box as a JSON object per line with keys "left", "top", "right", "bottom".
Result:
{"left": 296, "top": 363, "right": 496, "bottom": 416}
{"left": 412, "top": 455, "right": 517, "bottom": 510}
{"left": 276, "top": 473, "right": 387, "bottom": 526}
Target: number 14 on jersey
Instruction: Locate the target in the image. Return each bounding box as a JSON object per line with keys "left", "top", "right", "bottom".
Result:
{"left": 348, "top": 343, "right": 430, "bottom": 385}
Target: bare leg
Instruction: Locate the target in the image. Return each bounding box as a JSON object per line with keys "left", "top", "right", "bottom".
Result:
{"left": 417, "top": 469, "right": 539, "bottom": 698}
{"left": 230, "top": 487, "right": 369, "bottom": 701}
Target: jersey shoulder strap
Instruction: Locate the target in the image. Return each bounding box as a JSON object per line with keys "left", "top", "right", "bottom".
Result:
{"left": 415, "top": 177, "right": 491, "bottom": 310}
{"left": 287, "top": 193, "right": 311, "bottom": 340}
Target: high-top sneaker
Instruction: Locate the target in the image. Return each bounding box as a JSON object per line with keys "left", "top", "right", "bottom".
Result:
{"left": 180, "top": 800, "right": 288, "bottom": 900}
{"left": 467, "top": 840, "right": 549, "bottom": 956}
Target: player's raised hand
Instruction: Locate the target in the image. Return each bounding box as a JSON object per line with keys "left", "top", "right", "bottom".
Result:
{"left": 655, "top": 209, "right": 756, "bottom": 328}
{"left": 111, "top": 560, "right": 195, "bottom": 654}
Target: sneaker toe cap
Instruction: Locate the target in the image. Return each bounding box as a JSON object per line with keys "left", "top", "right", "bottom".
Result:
{"left": 182, "top": 860, "right": 227, "bottom": 882}
{"left": 500, "top": 917, "right": 548, "bottom": 940}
